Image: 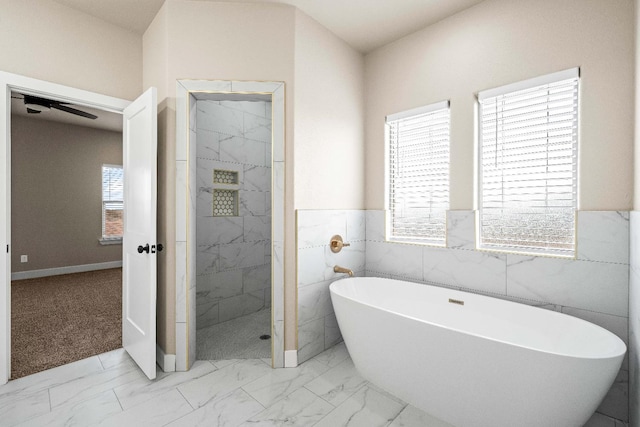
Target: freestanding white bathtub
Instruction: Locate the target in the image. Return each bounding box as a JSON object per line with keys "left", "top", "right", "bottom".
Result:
{"left": 330, "top": 277, "right": 626, "bottom": 427}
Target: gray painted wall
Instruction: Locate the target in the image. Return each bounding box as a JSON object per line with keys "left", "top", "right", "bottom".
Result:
{"left": 11, "top": 115, "right": 122, "bottom": 273}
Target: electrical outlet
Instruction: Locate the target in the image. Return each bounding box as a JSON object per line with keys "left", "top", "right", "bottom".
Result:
{"left": 20, "top": 255, "right": 27, "bottom": 263}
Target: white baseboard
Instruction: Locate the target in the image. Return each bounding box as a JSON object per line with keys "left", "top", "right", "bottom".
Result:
{"left": 156, "top": 344, "right": 176, "bottom": 372}
{"left": 11, "top": 261, "right": 123, "bottom": 281}
{"left": 284, "top": 350, "right": 298, "bottom": 368}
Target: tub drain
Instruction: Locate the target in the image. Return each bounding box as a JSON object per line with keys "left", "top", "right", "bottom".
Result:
{"left": 259, "top": 334, "right": 271, "bottom": 340}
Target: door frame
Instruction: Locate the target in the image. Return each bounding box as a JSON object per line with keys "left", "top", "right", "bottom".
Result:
{"left": 0, "top": 71, "right": 131, "bottom": 384}
{"left": 175, "top": 80, "right": 286, "bottom": 369}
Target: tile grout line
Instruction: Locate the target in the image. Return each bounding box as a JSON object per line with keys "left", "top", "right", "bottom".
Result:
{"left": 176, "top": 387, "right": 197, "bottom": 411}
{"left": 239, "top": 385, "right": 267, "bottom": 412}
{"left": 113, "top": 389, "right": 125, "bottom": 412}
{"left": 98, "top": 354, "right": 106, "bottom": 371}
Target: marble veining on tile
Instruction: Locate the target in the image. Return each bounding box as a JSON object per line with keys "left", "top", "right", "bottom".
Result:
{"left": 313, "top": 342, "right": 350, "bottom": 368}
{"left": 1, "top": 345, "right": 627, "bottom": 427}
{"left": 365, "top": 210, "right": 386, "bottom": 242}
{"left": 0, "top": 389, "right": 50, "bottom": 426}
{"left": 240, "top": 190, "right": 267, "bottom": 216}
{"left": 577, "top": 211, "right": 629, "bottom": 264}
{"left": 241, "top": 359, "right": 329, "bottom": 407}
{"left": 195, "top": 128, "right": 220, "bottom": 160}
{"left": 366, "top": 240, "right": 423, "bottom": 281}
{"left": 298, "top": 280, "right": 334, "bottom": 325}
{"left": 446, "top": 210, "right": 476, "bottom": 250}
{"left": 218, "top": 291, "right": 265, "bottom": 323}
{"left": 219, "top": 241, "right": 265, "bottom": 271}
{"left": 243, "top": 114, "right": 272, "bottom": 143}
{"left": 196, "top": 217, "right": 244, "bottom": 246}
{"left": 297, "top": 318, "right": 326, "bottom": 364}
{"left": 243, "top": 264, "right": 271, "bottom": 293}
{"left": 114, "top": 361, "right": 217, "bottom": 410}
{"left": 324, "top": 313, "right": 343, "bottom": 349}
{"left": 313, "top": 385, "right": 405, "bottom": 427}
{"left": 243, "top": 165, "right": 271, "bottom": 192}
{"left": 297, "top": 210, "right": 348, "bottom": 249}
{"left": 177, "top": 359, "right": 271, "bottom": 409}
{"left": 241, "top": 387, "right": 334, "bottom": 427}
{"left": 303, "top": 358, "right": 368, "bottom": 406}
{"left": 422, "top": 246, "right": 507, "bottom": 295}
{"left": 21, "top": 390, "right": 123, "bottom": 427}
{"left": 0, "top": 356, "right": 103, "bottom": 399}
{"left": 165, "top": 388, "right": 264, "bottom": 427}
{"left": 195, "top": 245, "right": 219, "bottom": 276}
{"left": 197, "top": 101, "right": 243, "bottom": 136}
{"left": 49, "top": 358, "right": 141, "bottom": 408}
{"left": 220, "top": 136, "right": 266, "bottom": 166}
{"left": 345, "top": 210, "right": 366, "bottom": 242}
{"left": 244, "top": 216, "right": 271, "bottom": 242}
{"left": 506, "top": 254, "right": 629, "bottom": 317}
{"left": 389, "top": 404, "right": 455, "bottom": 427}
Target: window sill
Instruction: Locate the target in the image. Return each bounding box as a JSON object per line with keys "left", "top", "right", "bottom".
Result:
{"left": 476, "top": 244, "right": 575, "bottom": 260}
{"left": 387, "top": 236, "right": 446, "bottom": 248}
{"left": 99, "top": 237, "right": 122, "bottom": 246}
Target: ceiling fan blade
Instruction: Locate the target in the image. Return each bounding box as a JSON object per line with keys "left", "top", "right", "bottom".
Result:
{"left": 51, "top": 104, "right": 98, "bottom": 120}
{"left": 24, "top": 94, "right": 52, "bottom": 105}
{"left": 26, "top": 108, "right": 41, "bottom": 114}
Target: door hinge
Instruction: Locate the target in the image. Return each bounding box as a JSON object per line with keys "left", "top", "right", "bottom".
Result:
{"left": 6, "top": 245, "right": 8, "bottom": 254}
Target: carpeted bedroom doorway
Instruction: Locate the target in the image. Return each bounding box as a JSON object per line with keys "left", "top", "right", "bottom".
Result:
{"left": 10, "top": 268, "right": 122, "bottom": 379}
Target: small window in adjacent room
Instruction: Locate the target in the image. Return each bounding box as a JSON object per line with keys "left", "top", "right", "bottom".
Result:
{"left": 477, "top": 68, "right": 579, "bottom": 256}
{"left": 386, "top": 101, "right": 450, "bottom": 245}
{"left": 101, "top": 164, "right": 123, "bottom": 243}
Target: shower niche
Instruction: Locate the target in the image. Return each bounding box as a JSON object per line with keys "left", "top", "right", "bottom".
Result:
{"left": 194, "top": 96, "right": 273, "bottom": 360}
{"left": 212, "top": 169, "right": 239, "bottom": 217}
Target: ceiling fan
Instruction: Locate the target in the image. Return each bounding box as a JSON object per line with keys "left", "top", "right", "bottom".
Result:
{"left": 12, "top": 94, "right": 98, "bottom": 120}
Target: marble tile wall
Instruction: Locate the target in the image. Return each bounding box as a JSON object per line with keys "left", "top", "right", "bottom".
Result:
{"left": 196, "top": 100, "right": 272, "bottom": 329}
{"left": 630, "top": 211, "right": 640, "bottom": 427}
{"left": 366, "top": 209, "right": 630, "bottom": 423}
{"left": 296, "top": 210, "right": 366, "bottom": 363}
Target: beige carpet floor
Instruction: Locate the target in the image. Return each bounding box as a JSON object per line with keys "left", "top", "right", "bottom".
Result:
{"left": 11, "top": 268, "right": 122, "bottom": 379}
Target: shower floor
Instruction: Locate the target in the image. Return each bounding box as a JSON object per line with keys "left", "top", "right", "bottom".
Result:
{"left": 196, "top": 308, "right": 271, "bottom": 361}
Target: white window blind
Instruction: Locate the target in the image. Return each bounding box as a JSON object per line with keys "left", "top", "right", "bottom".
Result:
{"left": 386, "top": 101, "right": 450, "bottom": 244}
{"left": 478, "top": 68, "right": 579, "bottom": 256}
{"left": 102, "top": 165, "right": 123, "bottom": 239}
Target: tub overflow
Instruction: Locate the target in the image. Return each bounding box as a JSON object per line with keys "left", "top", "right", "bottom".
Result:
{"left": 448, "top": 298, "right": 465, "bottom": 306}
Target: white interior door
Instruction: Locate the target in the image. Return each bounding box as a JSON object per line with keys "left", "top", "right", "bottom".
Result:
{"left": 122, "top": 87, "right": 157, "bottom": 380}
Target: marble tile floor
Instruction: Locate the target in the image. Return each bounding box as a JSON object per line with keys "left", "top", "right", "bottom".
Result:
{"left": 197, "top": 308, "right": 271, "bottom": 360}
{"left": 0, "top": 342, "right": 627, "bottom": 427}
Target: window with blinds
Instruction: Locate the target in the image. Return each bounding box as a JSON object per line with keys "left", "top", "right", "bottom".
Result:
{"left": 478, "top": 68, "right": 579, "bottom": 256}
{"left": 386, "top": 101, "right": 450, "bottom": 244}
{"left": 102, "top": 165, "right": 124, "bottom": 239}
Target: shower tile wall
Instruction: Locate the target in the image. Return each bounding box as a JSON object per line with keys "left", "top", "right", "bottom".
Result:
{"left": 296, "top": 210, "right": 366, "bottom": 363}
{"left": 196, "top": 100, "right": 272, "bottom": 330}
{"left": 366, "top": 209, "right": 629, "bottom": 424}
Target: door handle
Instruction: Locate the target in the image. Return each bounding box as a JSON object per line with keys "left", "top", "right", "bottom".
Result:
{"left": 137, "top": 244, "right": 150, "bottom": 254}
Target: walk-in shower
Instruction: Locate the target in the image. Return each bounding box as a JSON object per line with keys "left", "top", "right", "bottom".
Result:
{"left": 175, "top": 79, "right": 285, "bottom": 370}
{"left": 194, "top": 96, "right": 273, "bottom": 361}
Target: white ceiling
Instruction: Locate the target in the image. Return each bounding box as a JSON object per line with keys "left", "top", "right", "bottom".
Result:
{"left": 52, "top": 0, "right": 485, "bottom": 53}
